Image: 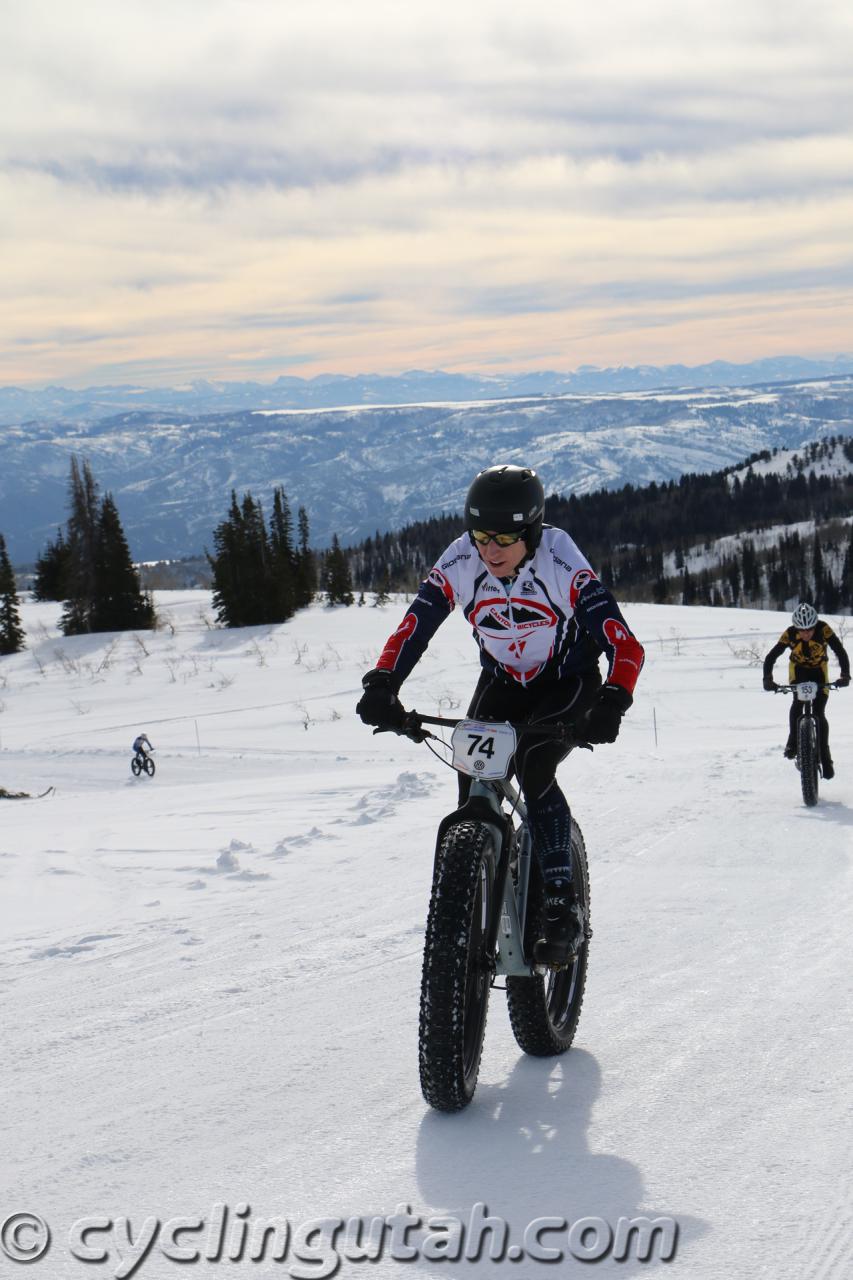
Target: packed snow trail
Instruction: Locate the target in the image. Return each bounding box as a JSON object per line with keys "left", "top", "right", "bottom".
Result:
{"left": 1, "top": 596, "right": 851, "bottom": 1279}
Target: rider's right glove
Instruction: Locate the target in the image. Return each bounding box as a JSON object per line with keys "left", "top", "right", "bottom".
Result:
{"left": 356, "top": 669, "right": 405, "bottom": 729}
{"left": 763, "top": 676, "right": 778, "bottom": 691}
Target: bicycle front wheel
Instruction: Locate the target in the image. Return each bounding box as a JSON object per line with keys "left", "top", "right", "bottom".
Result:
{"left": 143, "top": 756, "right": 156, "bottom": 777}
{"left": 419, "top": 821, "right": 496, "bottom": 1112}
{"left": 506, "top": 823, "right": 590, "bottom": 1056}
{"left": 798, "top": 717, "right": 819, "bottom": 807}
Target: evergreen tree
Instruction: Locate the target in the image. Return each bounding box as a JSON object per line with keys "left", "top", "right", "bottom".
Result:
{"left": 840, "top": 525, "right": 853, "bottom": 609}
{"left": 0, "top": 533, "right": 26, "bottom": 655}
{"left": 268, "top": 487, "right": 296, "bottom": 621}
{"left": 294, "top": 506, "right": 315, "bottom": 608}
{"left": 209, "top": 491, "right": 246, "bottom": 627}
{"left": 208, "top": 488, "right": 313, "bottom": 627}
{"left": 373, "top": 568, "right": 392, "bottom": 606}
{"left": 59, "top": 461, "right": 152, "bottom": 635}
{"left": 33, "top": 529, "right": 72, "bottom": 601}
{"left": 324, "top": 534, "right": 354, "bottom": 605}
{"left": 681, "top": 566, "right": 696, "bottom": 606}
{"left": 239, "top": 492, "right": 271, "bottom": 624}
{"left": 92, "top": 495, "right": 155, "bottom": 631}
{"left": 60, "top": 456, "right": 101, "bottom": 635}
{"left": 812, "top": 533, "right": 826, "bottom": 606}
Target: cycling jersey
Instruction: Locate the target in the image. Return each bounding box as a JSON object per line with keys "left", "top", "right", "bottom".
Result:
{"left": 764, "top": 621, "right": 850, "bottom": 686}
{"left": 375, "top": 526, "right": 643, "bottom": 693}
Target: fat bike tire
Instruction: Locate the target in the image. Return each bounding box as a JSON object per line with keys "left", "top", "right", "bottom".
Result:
{"left": 143, "top": 756, "right": 156, "bottom": 777}
{"left": 798, "top": 719, "right": 819, "bottom": 807}
{"left": 419, "top": 821, "right": 496, "bottom": 1112}
{"left": 506, "top": 824, "right": 590, "bottom": 1056}
{"left": 131, "top": 756, "right": 142, "bottom": 777}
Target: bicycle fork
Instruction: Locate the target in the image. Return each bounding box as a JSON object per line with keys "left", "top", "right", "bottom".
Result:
{"left": 471, "top": 779, "right": 535, "bottom": 980}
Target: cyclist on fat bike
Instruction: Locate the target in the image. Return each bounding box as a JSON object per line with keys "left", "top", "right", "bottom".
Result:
{"left": 763, "top": 602, "right": 850, "bottom": 780}
{"left": 357, "top": 464, "right": 644, "bottom": 966}
{"left": 132, "top": 732, "right": 153, "bottom": 761}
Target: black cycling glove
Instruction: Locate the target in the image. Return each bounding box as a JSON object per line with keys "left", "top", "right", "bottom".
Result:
{"left": 356, "top": 669, "right": 405, "bottom": 728}
{"left": 763, "top": 676, "right": 778, "bottom": 691}
{"left": 584, "top": 685, "right": 633, "bottom": 744}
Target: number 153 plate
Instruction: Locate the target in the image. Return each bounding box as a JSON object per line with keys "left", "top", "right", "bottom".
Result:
{"left": 450, "top": 720, "right": 517, "bottom": 779}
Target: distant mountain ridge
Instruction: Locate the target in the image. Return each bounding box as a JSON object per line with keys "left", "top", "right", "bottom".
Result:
{"left": 3, "top": 374, "right": 853, "bottom": 563}
{"left": 2, "top": 355, "right": 853, "bottom": 423}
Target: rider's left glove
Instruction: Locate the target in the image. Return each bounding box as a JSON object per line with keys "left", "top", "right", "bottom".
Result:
{"left": 837, "top": 674, "right": 850, "bottom": 688}
{"left": 584, "top": 685, "right": 633, "bottom": 744}
{"left": 357, "top": 669, "right": 405, "bottom": 728}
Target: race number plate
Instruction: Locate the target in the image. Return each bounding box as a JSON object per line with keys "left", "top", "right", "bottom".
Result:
{"left": 796, "top": 681, "right": 819, "bottom": 701}
{"left": 450, "top": 720, "right": 517, "bottom": 779}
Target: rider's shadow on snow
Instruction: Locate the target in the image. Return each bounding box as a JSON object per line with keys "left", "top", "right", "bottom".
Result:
{"left": 415, "top": 1049, "right": 706, "bottom": 1275}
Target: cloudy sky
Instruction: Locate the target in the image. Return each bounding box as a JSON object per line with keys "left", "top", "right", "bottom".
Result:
{"left": 2, "top": 0, "right": 852, "bottom": 386}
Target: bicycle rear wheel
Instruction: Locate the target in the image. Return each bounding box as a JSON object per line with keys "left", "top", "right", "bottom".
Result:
{"left": 798, "top": 717, "right": 819, "bottom": 807}
{"left": 506, "top": 823, "right": 590, "bottom": 1056}
{"left": 419, "top": 821, "right": 496, "bottom": 1112}
{"left": 131, "top": 756, "right": 142, "bottom": 776}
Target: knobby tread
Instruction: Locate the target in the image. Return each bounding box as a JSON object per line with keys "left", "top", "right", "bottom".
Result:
{"left": 419, "top": 821, "right": 495, "bottom": 1112}
{"left": 798, "top": 718, "right": 819, "bottom": 807}
{"left": 506, "top": 824, "right": 590, "bottom": 1056}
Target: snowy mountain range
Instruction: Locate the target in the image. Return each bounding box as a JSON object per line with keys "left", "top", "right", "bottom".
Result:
{"left": 2, "top": 356, "right": 853, "bottom": 424}
{"left": 3, "top": 374, "right": 853, "bottom": 563}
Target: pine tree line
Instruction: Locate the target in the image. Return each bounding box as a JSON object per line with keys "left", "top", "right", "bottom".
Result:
{"left": 208, "top": 488, "right": 318, "bottom": 626}
{"left": 344, "top": 436, "right": 853, "bottom": 611}
{"left": 0, "top": 533, "right": 25, "bottom": 655}
{"left": 33, "top": 457, "right": 155, "bottom": 636}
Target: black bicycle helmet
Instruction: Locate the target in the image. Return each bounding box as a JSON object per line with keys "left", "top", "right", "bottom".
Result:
{"left": 464, "top": 465, "right": 546, "bottom": 549}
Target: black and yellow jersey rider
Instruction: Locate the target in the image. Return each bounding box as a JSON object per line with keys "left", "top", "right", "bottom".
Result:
{"left": 763, "top": 602, "right": 850, "bottom": 779}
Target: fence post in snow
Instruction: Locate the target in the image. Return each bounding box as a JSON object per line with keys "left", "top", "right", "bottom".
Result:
{"left": 195, "top": 720, "right": 201, "bottom": 757}
{"left": 653, "top": 707, "right": 658, "bottom": 748}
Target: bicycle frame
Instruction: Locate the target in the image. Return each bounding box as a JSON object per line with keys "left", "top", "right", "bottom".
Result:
{"left": 414, "top": 711, "right": 585, "bottom": 978}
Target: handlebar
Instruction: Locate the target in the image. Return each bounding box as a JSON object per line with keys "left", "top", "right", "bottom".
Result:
{"left": 769, "top": 681, "right": 846, "bottom": 693}
{"left": 375, "top": 709, "right": 590, "bottom": 749}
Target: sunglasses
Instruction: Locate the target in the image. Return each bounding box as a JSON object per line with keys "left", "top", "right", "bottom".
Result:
{"left": 470, "top": 529, "right": 526, "bottom": 547}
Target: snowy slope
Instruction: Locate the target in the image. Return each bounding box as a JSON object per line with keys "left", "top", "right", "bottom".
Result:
{"left": 1, "top": 593, "right": 852, "bottom": 1280}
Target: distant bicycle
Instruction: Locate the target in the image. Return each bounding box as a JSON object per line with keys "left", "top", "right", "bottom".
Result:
{"left": 131, "top": 750, "right": 155, "bottom": 778}
{"left": 771, "top": 682, "right": 842, "bottom": 807}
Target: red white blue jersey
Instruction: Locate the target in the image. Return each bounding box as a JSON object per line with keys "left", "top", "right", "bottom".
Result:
{"left": 376, "top": 526, "right": 643, "bottom": 692}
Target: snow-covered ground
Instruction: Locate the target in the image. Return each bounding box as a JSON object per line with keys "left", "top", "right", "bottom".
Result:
{"left": 2, "top": 592, "right": 851, "bottom": 1280}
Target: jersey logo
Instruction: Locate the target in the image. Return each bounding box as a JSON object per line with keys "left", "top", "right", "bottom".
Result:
{"left": 569, "top": 568, "right": 598, "bottom": 607}
{"left": 377, "top": 611, "right": 418, "bottom": 671}
{"left": 603, "top": 617, "right": 628, "bottom": 645}
{"left": 470, "top": 597, "right": 559, "bottom": 634}
{"left": 427, "top": 567, "right": 455, "bottom": 606}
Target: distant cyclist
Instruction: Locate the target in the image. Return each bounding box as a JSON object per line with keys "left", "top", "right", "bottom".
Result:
{"left": 132, "top": 732, "right": 153, "bottom": 762}
{"left": 763, "top": 602, "right": 850, "bottom": 779}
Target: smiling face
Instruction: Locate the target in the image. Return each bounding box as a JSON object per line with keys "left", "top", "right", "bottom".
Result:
{"left": 474, "top": 531, "right": 529, "bottom": 577}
